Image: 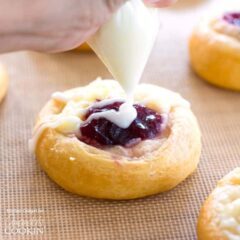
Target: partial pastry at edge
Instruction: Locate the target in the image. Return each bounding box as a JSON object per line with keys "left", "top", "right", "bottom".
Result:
{"left": 198, "top": 168, "right": 240, "bottom": 240}
{"left": 73, "top": 42, "right": 92, "bottom": 52}
{"left": 31, "top": 79, "right": 201, "bottom": 200}
{"left": 189, "top": 12, "right": 240, "bottom": 91}
{"left": 0, "top": 64, "right": 8, "bottom": 103}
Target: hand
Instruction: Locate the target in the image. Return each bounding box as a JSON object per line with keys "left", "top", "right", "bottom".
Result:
{"left": 145, "top": 0, "right": 177, "bottom": 7}
{"left": 0, "top": 0, "right": 176, "bottom": 53}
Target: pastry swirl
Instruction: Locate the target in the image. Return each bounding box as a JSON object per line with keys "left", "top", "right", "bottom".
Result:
{"left": 198, "top": 168, "right": 240, "bottom": 240}
{"left": 189, "top": 12, "right": 240, "bottom": 91}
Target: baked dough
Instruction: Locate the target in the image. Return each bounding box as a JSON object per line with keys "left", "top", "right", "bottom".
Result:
{"left": 189, "top": 13, "right": 240, "bottom": 91}
{"left": 73, "top": 43, "right": 92, "bottom": 52}
{"left": 32, "top": 79, "right": 201, "bottom": 199}
{"left": 0, "top": 64, "right": 8, "bottom": 103}
{"left": 198, "top": 168, "right": 240, "bottom": 240}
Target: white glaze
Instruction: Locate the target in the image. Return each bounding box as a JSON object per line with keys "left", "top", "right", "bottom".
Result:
{"left": 87, "top": 97, "right": 125, "bottom": 109}
{"left": 29, "top": 95, "right": 130, "bottom": 152}
{"left": 84, "top": 98, "right": 137, "bottom": 128}
{"left": 84, "top": 102, "right": 137, "bottom": 129}
{"left": 29, "top": 115, "right": 81, "bottom": 153}
{"left": 52, "top": 92, "right": 68, "bottom": 103}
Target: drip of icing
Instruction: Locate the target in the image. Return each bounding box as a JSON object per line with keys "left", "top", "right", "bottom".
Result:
{"left": 52, "top": 91, "right": 68, "bottom": 103}
{"left": 84, "top": 102, "right": 137, "bottom": 129}
{"left": 29, "top": 112, "right": 82, "bottom": 153}
{"left": 87, "top": 98, "right": 125, "bottom": 110}
{"left": 29, "top": 95, "right": 131, "bottom": 152}
{"left": 84, "top": 98, "right": 137, "bottom": 128}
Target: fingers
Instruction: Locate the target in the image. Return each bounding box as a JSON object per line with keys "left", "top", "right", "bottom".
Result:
{"left": 105, "top": 0, "right": 126, "bottom": 12}
{"left": 144, "top": 0, "right": 177, "bottom": 7}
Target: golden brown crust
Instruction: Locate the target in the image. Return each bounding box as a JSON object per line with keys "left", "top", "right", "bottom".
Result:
{"left": 72, "top": 42, "right": 92, "bottom": 52}
{"left": 198, "top": 168, "right": 240, "bottom": 240}
{"left": 0, "top": 65, "right": 8, "bottom": 103}
{"left": 34, "top": 80, "right": 201, "bottom": 199}
{"left": 198, "top": 196, "right": 228, "bottom": 240}
{"left": 189, "top": 17, "right": 240, "bottom": 91}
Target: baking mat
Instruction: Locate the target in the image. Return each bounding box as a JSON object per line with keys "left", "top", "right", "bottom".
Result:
{"left": 0, "top": 0, "right": 239, "bottom": 239}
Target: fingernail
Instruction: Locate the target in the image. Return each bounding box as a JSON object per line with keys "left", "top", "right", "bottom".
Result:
{"left": 146, "top": 0, "right": 177, "bottom": 7}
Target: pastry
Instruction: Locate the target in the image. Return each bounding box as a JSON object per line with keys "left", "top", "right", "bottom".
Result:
{"left": 30, "top": 79, "right": 201, "bottom": 200}
{"left": 198, "top": 168, "right": 240, "bottom": 240}
{"left": 0, "top": 64, "right": 8, "bottom": 103}
{"left": 73, "top": 43, "right": 92, "bottom": 52}
{"left": 189, "top": 12, "right": 240, "bottom": 91}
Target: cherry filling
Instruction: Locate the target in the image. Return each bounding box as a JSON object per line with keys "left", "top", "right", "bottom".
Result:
{"left": 223, "top": 12, "right": 240, "bottom": 27}
{"left": 79, "top": 101, "right": 166, "bottom": 148}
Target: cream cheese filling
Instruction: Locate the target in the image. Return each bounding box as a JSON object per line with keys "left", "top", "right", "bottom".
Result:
{"left": 211, "top": 18, "right": 240, "bottom": 41}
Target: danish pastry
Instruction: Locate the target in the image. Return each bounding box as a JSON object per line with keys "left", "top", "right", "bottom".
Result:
{"left": 73, "top": 43, "right": 92, "bottom": 52}
{"left": 198, "top": 168, "right": 240, "bottom": 240}
{"left": 30, "top": 79, "right": 201, "bottom": 199}
{"left": 0, "top": 64, "right": 8, "bottom": 103}
{"left": 189, "top": 12, "right": 240, "bottom": 91}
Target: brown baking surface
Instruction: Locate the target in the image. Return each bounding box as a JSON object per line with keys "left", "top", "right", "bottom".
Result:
{"left": 0, "top": 0, "right": 239, "bottom": 239}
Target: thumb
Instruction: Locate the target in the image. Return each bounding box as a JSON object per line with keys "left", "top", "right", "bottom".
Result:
{"left": 144, "top": 0, "right": 177, "bottom": 7}
{"left": 79, "top": 0, "right": 126, "bottom": 45}
{"left": 103, "top": 0, "right": 127, "bottom": 12}
{"left": 93, "top": 0, "right": 126, "bottom": 26}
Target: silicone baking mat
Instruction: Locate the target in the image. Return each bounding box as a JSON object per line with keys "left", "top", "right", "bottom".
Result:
{"left": 0, "top": 0, "right": 239, "bottom": 239}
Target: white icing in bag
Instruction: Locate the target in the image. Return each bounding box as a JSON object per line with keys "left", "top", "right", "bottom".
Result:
{"left": 88, "top": 0, "right": 160, "bottom": 96}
